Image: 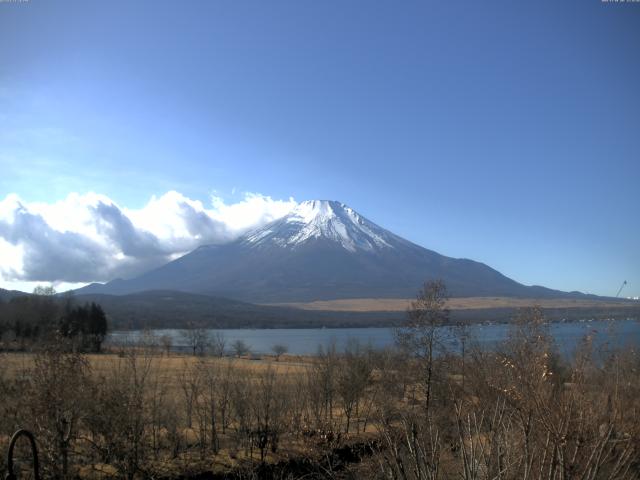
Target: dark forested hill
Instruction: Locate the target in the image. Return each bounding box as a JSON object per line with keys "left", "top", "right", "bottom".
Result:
{"left": 74, "top": 290, "right": 402, "bottom": 329}
{"left": 0, "top": 288, "right": 28, "bottom": 302}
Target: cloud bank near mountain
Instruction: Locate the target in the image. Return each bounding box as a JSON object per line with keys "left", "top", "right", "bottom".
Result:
{"left": 0, "top": 191, "right": 297, "bottom": 286}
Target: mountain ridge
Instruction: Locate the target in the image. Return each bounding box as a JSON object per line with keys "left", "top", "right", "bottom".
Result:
{"left": 75, "top": 200, "right": 591, "bottom": 302}
{"left": 0, "top": 288, "right": 29, "bottom": 302}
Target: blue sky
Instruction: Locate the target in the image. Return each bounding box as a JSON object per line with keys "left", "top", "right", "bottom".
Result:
{"left": 0, "top": 0, "right": 639, "bottom": 297}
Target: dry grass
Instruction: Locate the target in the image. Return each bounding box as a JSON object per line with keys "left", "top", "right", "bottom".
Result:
{"left": 267, "top": 296, "right": 637, "bottom": 312}
{"left": 0, "top": 351, "right": 313, "bottom": 384}
{"left": 0, "top": 350, "right": 377, "bottom": 478}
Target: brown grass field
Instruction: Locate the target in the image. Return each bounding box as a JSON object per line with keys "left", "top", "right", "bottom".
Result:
{"left": 0, "top": 351, "right": 313, "bottom": 380}
{"left": 267, "top": 296, "right": 638, "bottom": 312}
{"left": 0, "top": 350, "right": 379, "bottom": 478}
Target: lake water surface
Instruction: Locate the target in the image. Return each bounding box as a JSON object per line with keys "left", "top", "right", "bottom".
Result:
{"left": 108, "top": 319, "right": 640, "bottom": 356}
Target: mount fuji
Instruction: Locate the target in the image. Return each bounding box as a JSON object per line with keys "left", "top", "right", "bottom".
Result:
{"left": 77, "top": 200, "right": 575, "bottom": 302}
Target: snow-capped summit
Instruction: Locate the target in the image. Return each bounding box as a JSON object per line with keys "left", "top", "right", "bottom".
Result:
{"left": 244, "top": 200, "right": 394, "bottom": 252}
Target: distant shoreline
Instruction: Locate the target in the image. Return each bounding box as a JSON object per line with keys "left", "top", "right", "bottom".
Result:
{"left": 108, "top": 307, "right": 640, "bottom": 331}
{"left": 266, "top": 296, "right": 640, "bottom": 312}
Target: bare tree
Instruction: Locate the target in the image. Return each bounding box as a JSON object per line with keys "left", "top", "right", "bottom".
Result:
{"left": 32, "top": 285, "right": 57, "bottom": 296}
{"left": 308, "top": 341, "right": 339, "bottom": 432}
{"left": 232, "top": 339, "right": 251, "bottom": 358}
{"left": 210, "top": 331, "right": 226, "bottom": 357}
{"left": 160, "top": 334, "right": 173, "bottom": 356}
{"left": 218, "top": 359, "right": 235, "bottom": 434}
{"left": 181, "top": 325, "right": 211, "bottom": 356}
{"left": 377, "top": 409, "right": 443, "bottom": 480}
{"left": 28, "top": 347, "right": 91, "bottom": 479}
{"left": 84, "top": 349, "right": 154, "bottom": 480}
{"left": 179, "top": 361, "right": 201, "bottom": 429}
{"left": 195, "top": 359, "right": 221, "bottom": 454}
{"left": 337, "top": 340, "right": 373, "bottom": 433}
{"left": 250, "top": 368, "right": 288, "bottom": 462}
{"left": 230, "top": 372, "right": 253, "bottom": 456}
{"left": 396, "top": 279, "right": 448, "bottom": 417}
{"left": 147, "top": 358, "right": 170, "bottom": 460}
{"left": 271, "top": 343, "right": 288, "bottom": 361}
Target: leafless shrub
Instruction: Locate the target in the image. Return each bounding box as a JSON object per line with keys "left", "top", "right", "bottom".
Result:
{"left": 337, "top": 340, "right": 373, "bottom": 434}
{"left": 84, "top": 349, "right": 153, "bottom": 480}
{"left": 232, "top": 339, "right": 251, "bottom": 357}
{"left": 307, "top": 341, "right": 339, "bottom": 433}
{"left": 210, "top": 331, "right": 227, "bottom": 357}
{"left": 272, "top": 343, "right": 288, "bottom": 360}
{"left": 181, "top": 325, "right": 211, "bottom": 356}
{"left": 27, "top": 346, "right": 92, "bottom": 479}
{"left": 250, "top": 368, "right": 289, "bottom": 462}
{"left": 377, "top": 411, "right": 442, "bottom": 480}
{"left": 160, "top": 334, "right": 173, "bottom": 356}
{"left": 179, "top": 360, "right": 201, "bottom": 429}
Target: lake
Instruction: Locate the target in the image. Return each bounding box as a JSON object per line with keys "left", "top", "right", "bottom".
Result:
{"left": 107, "top": 318, "right": 640, "bottom": 356}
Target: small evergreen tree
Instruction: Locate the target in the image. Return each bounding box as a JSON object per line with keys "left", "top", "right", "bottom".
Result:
{"left": 87, "top": 303, "right": 108, "bottom": 352}
{"left": 58, "top": 302, "right": 108, "bottom": 352}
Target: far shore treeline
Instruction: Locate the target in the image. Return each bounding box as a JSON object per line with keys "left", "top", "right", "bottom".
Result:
{"left": 1, "top": 286, "right": 639, "bottom": 336}
{"left": 0, "top": 287, "right": 108, "bottom": 352}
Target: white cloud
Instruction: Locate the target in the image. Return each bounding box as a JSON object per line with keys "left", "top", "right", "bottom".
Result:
{"left": 208, "top": 192, "right": 297, "bottom": 232}
{"left": 0, "top": 237, "right": 24, "bottom": 280}
{"left": 0, "top": 191, "right": 298, "bottom": 291}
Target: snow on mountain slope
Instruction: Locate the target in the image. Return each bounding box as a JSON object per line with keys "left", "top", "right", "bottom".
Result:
{"left": 243, "top": 200, "right": 394, "bottom": 252}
